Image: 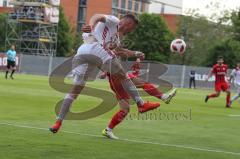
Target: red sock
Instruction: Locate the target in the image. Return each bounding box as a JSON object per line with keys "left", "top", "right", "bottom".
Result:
{"left": 108, "top": 110, "right": 128, "bottom": 129}
{"left": 208, "top": 93, "right": 218, "bottom": 98}
{"left": 143, "top": 83, "right": 163, "bottom": 99}
{"left": 226, "top": 93, "right": 231, "bottom": 105}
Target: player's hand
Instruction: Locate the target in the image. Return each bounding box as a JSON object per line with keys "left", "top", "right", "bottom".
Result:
{"left": 82, "top": 25, "right": 92, "bottom": 33}
{"left": 135, "top": 51, "right": 145, "bottom": 60}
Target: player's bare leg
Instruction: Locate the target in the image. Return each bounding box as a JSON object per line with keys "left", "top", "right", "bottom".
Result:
{"left": 131, "top": 77, "right": 177, "bottom": 104}
{"left": 205, "top": 91, "right": 220, "bottom": 103}
{"left": 10, "top": 66, "right": 16, "bottom": 79}
{"left": 102, "top": 99, "right": 130, "bottom": 140}
{"left": 49, "top": 84, "right": 84, "bottom": 133}
{"left": 5, "top": 68, "right": 9, "bottom": 79}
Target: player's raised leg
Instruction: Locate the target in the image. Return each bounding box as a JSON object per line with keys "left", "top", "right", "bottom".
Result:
{"left": 205, "top": 91, "right": 220, "bottom": 103}
{"left": 131, "top": 77, "right": 177, "bottom": 104}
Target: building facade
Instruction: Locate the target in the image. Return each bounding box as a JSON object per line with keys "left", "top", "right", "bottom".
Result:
{"left": 61, "top": 0, "right": 180, "bottom": 32}
{"left": 0, "top": 0, "right": 182, "bottom": 33}
{"left": 63, "top": 0, "right": 150, "bottom": 31}
{"left": 149, "top": 0, "right": 182, "bottom": 15}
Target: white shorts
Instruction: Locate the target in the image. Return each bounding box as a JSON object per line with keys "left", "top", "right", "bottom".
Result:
{"left": 75, "top": 42, "right": 115, "bottom": 64}
{"left": 71, "top": 43, "right": 124, "bottom": 85}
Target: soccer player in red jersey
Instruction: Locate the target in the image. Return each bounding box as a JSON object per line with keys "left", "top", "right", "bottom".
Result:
{"left": 101, "top": 57, "right": 176, "bottom": 139}
{"left": 128, "top": 58, "right": 141, "bottom": 78}
{"left": 205, "top": 56, "right": 231, "bottom": 108}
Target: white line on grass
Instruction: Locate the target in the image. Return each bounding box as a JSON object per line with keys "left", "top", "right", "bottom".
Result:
{"left": 1, "top": 122, "right": 240, "bottom": 156}
{"left": 229, "top": 115, "right": 240, "bottom": 117}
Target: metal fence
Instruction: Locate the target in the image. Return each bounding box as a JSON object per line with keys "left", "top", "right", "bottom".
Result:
{"left": 1, "top": 54, "right": 235, "bottom": 89}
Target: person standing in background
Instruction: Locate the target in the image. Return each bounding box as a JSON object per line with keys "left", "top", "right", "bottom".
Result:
{"left": 5, "top": 45, "right": 17, "bottom": 79}
{"left": 189, "top": 70, "right": 196, "bottom": 89}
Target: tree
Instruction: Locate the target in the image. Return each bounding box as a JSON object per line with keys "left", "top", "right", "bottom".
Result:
{"left": 57, "top": 7, "right": 73, "bottom": 57}
{"left": 231, "top": 10, "right": 240, "bottom": 41}
{"left": 0, "top": 13, "right": 7, "bottom": 52}
{"left": 206, "top": 9, "right": 240, "bottom": 68}
{"left": 205, "top": 39, "right": 240, "bottom": 68}
{"left": 171, "top": 2, "right": 232, "bottom": 66}
{"left": 123, "top": 13, "right": 173, "bottom": 62}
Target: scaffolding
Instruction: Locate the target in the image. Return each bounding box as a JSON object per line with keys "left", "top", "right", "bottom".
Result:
{"left": 5, "top": 0, "right": 59, "bottom": 56}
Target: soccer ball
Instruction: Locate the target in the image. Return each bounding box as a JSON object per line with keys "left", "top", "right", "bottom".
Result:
{"left": 170, "top": 39, "right": 186, "bottom": 54}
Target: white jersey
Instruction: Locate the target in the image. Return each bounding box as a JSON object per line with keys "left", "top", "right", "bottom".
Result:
{"left": 86, "top": 15, "right": 121, "bottom": 47}
{"left": 231, "top": 68, "right": 240, "bottom": 85}
{"left": 76, "top": 15, "right": 120, "bottom": 64}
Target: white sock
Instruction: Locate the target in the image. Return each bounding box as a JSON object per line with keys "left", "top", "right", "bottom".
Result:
{"left": 161, "top": 94, "right": 169, "bottom": 100}
{"left": 57, "top": 94, "right": 75, "bottom": 120}
{"left": 106, "top": 127, "right": 112, "bottom": 132}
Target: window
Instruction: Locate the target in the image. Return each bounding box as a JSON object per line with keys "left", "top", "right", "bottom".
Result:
{"left": 112, "top": 0, "right": 118, "bottom": 8}
{"left": 112, "top": 8, "right": 118, "bottom": 17}
{"left": 78, "top": 7, "right": 86, "bottom": 22}
{"left": 121, "top": 0, "right": 126, "bottom": 9}
{"left": 78, "top": 0, "right": 87, "bottom": 32}
{"left": 134, "top": 1, "right": 139, "bottom": 12}
{"left": 3, "top": 0, "right": 7, "bottom": 7}
{"left": 80, "top": 0, "right": 87, "bottom": 6}
{"left": 128, "top": 0, "right": 132, "bottom": 10}
{"left": 140, "top": 2, "right": 145, "bottom": 12}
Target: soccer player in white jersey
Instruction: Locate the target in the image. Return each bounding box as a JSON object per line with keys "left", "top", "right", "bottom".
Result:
{"left": 229, "top": 63, "right": 240, "bottom": 106}
{"left": 49, "top": 14, "right": 160, "bottom": 133}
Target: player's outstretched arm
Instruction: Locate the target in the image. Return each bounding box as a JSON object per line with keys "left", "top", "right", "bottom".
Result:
{"left": 89, "top": 14, "right": 106, "bottom": 27}
{"left": 115, "top": 48, "right": 145, "bottom": 59}
{"left": 82, "top": 14, "right": 106, "bottom": 33}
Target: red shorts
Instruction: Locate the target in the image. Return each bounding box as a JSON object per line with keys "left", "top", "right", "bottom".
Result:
{"left": 109, "top": 76, "right": 130, "bottom": 100}
{"left": 215, "top": 82, "right": 229, "bottom": 92}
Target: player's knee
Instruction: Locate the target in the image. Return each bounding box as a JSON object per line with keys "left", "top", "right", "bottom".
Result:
{"left": 121, "top": 108, "right": 129, "bottom": 115}
{"left": 73, "top": 76, "right": 86, "bottom": 86}
{"left": 65, "top": 93, "right": 77, "bottom": 100}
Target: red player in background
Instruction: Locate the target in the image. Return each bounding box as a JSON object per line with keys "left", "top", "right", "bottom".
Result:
{"left": 205, "top": 56, "right": 231, "bottom": 108}
{"left": 128, "top": 58, "right": 141, "bottom": 78}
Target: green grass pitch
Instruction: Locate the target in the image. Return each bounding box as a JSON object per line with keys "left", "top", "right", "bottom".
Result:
{"left": 1, "top": 74, "right": 240, "bottom": 159}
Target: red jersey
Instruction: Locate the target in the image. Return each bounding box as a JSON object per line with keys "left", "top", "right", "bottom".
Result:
{"left": 212, "top": 64, "right": 228, "bottom": 83}
{"left": 131, "top": 62, "right": 141, "bottom": 77}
